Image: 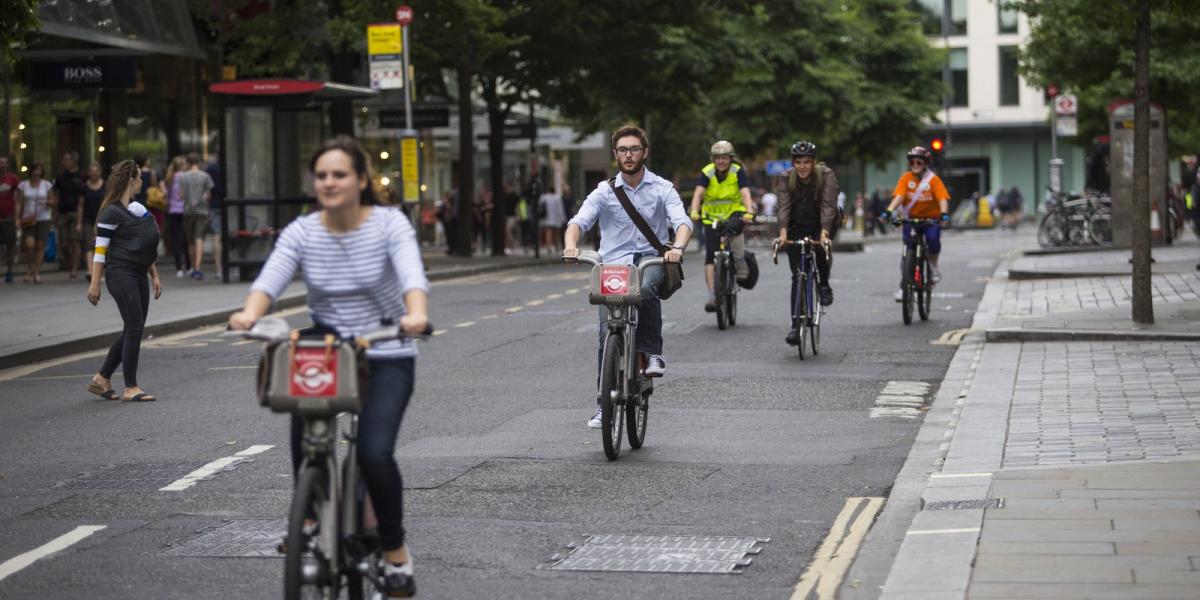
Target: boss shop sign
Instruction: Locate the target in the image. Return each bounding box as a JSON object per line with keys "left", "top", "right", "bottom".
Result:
{"left": 29, "top": 58, "right": 137, "bottom": 90}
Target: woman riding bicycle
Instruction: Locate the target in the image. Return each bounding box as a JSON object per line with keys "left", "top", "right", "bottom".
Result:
{"left": 228, "top": 135, "right": 429, "bottom": 597}
{"left": 775, "top": 141, "right": 838, "bottom": 346}
{"left": 880, "top": 146, "right": 951, "bottom": 301}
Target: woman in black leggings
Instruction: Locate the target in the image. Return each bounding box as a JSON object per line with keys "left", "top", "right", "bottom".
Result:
{"left": 86, "top": 160, "right": 163, "bottom": 402}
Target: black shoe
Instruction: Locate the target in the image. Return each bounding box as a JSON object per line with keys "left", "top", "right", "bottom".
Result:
{"left": 704, "top": 301, "right": 717, "bottom": 313}
{"left": 820, "top": 285, "right": 834, "bottom": 306}
{"left": 785, "top": 328, "right": 801, "bottom": 346}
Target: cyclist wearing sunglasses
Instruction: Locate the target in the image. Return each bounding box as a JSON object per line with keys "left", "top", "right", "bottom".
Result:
{"left": 775, "top": 141, "right": 838, "bottom": 345}
{"left": 689, "top": 140, "right": 755, "bottom": 313}
{"left": 879, "top": 146, "right": 951, "bottom": 301}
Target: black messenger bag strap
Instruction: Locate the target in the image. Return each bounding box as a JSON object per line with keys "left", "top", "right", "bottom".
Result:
{"left": 608, "top": 178, "right": 669, "bottom": 255}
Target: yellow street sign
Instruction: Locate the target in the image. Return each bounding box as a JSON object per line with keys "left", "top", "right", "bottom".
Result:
{"left": 401, "top": 137, "right": 419, "bottom": 203}
{"left": 367, "top": 23, "right": 402, "bottom": 56}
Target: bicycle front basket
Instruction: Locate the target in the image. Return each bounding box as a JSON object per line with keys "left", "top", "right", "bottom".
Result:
{"left": 261, "top": 337, "right": 362, "bottom": 415}
{"left": 589, "top": 264, "right": 642, "bottom": 306}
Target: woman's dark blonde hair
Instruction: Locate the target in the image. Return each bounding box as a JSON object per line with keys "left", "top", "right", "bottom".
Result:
{"left": 95, "top": 160, "right": 141, "bottom": 230}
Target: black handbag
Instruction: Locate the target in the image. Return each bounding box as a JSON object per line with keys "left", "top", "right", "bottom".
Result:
{"left": 608, "top": 179, "right": 685, "bottom": 300}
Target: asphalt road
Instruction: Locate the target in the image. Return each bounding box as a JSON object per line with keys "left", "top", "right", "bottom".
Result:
{"left": 0, "top": 229, "right": 1020, "bottom": 599}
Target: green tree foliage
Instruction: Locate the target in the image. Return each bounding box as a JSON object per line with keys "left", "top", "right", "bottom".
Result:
{"left": 1, "top": 0, "right": 39, "bottom": 67}
{"left": 1013, "top": 0, "right": 1200, "bottom": 153}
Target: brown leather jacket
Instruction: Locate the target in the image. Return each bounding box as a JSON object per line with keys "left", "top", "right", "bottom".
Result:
{"left": 774, "top": 164, "right": 838, "bottom": 234}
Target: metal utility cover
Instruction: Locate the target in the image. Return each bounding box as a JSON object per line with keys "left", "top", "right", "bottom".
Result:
{"left": 164, "top": 519, "right": 285, "bottom": 557}
{"left": 925, "top": 498, "right": 1004, "bottom": 511}
{"left": 56, "top": 462, "right": 203, "bottom": 490}
{"left": 546, "top": 534, "right": 769, "bottom": 574}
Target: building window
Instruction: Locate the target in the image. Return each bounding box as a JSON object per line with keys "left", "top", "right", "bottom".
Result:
{"left": 999, "top": 46, "right": 1020, "bottom": 106}
{"left": 998, "top": 3, "right": 1019, "bottom": 34}
{"left": 914, "top": 0, "right": 967, "bottom": 36}
{"left": 950, "top": 48, "right": 968, "bottom": 107}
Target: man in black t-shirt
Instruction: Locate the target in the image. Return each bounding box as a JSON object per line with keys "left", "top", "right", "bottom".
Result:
{"left": 52, "top": 151, "right": 85, "bottom": 279}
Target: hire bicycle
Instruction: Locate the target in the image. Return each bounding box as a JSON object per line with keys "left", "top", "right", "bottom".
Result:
{"left": 237, "top": 317, "right": 431, "bottom": 600}
{"left": 710, "top": 214, "right": 745, "bottom": 330}
{"left": 773, "top": 238, "right": 828, "bottom": 360}
{"left": 892, "top": 217, "right": 939, "bottom": 325}
{"left": 565, "top": 250, "right": 660, "bottom": 460}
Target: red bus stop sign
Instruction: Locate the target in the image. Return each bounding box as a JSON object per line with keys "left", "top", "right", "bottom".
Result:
{"left": 395, "top": 5, "right": 413, "bottom": 25}
{"left": 1047, "top": 84, "right": 1059, "bottom": 98}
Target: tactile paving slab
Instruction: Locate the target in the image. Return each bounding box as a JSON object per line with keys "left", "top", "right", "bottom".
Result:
{"left": 56, "top": 462, "right": 204, "bottom": 490}
{"left": 164, "top": 519, "right": 285, "bottom": 557}
{"left": 545, "top": 534, "right": 769, "bottom": 574}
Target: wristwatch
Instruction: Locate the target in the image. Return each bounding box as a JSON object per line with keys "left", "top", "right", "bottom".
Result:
{"left": 671, "top": 244, "right": 685, "bottom": 251}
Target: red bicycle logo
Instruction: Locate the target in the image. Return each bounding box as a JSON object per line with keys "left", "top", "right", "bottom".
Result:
{"left": 289, "top": 348, "right": 339, "bottom": 397}
{"left": 600, "top": 266, "right": 631, "bottom": 295}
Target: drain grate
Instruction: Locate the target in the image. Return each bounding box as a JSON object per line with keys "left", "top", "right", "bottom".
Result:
{"left": 164, "top": 519, "right": 285, "bottom": 557}
{"left": 545, "top": 534, "right": 769, "bottom": 574}
{"left": 56, "top": 462, "right": 204, "bottom": 490}
{"left": 925, "top": 498, "right": 1004, "bottom": 511}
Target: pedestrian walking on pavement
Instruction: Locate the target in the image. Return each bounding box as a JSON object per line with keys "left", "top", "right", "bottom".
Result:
{"left": 52, "top": 151, "right": 86, "bottom": 280}
{"left": 16, "top": 161, "right": 53, "bottom": 284}
{"left": 81, "top": 162, "right": 105, "bottom": 272}
{"left": 86, "top": 159, "right": 163, "bottom": 403}
{"left": 178, "top": 153, "right": 214, "bottom": 280}
{"left": 0, "top": 156, "right": 21, "bottom": 283}
{"left": 228, "top": 135, "right": 429, "bottom": 597}
{"left": 163, "top": 156, "right": 189, "bottom": 277}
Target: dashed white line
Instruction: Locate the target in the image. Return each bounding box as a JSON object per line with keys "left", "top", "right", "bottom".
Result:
{"left": 454, "top": 321, "right": 476, "bottom": 328}
{"left": 480, "top": 314, "right": 499, "bottom": 320}
{"left": 564, "top": 288, "right": 580, "bottom": 295}
{"left": 432, "top": 329, "right": 448, "bottom": 336}
{"left": 546, "top": 293, "right": 562, "bottom": 300}
{"left": 505, "top": 306, "right": 524, "bottom": 313}
{"left": 208, "top": 365, "right": 257, "bottom": 371}
{"left": 525, "top": 299, "right": 545, "bottom": 306}
{"left": 0, "top": 525, "right": 107, "bottom": 581}
{"left": 159, "top": 445, "right": 273, "bottom": 492}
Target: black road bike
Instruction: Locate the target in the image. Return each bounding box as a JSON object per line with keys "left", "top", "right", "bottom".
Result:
{"left": 710, "top": 215, "right": 745, "bottom": 330}
{"left": 773, "top": 238, "right": 828, "bottom": 360}
{"left": 239, "top": 317, "right": 430, "bottom": 600}
{"left": 566, "top": 251, "right": 660, "bottom": 460}
{"left": 893, "top": 218, "right": 939, "bottom": 325}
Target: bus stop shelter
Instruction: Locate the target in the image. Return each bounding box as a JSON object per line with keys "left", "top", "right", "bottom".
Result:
{"left": 209, "top": 79, "right": 378, "bottom": 283}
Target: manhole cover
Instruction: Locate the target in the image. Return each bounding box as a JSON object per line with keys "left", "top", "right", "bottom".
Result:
{"left": 545, "top": 534, "right": 769, "bottom": 574}
{"left": 925, "top": 498, "right": 1004, "bottom": 511}
{"left": 164, "top": 519, "right": 285, "bottom": 557}
{"left": 56, "top": 462, "right": 204, "bottom": 490}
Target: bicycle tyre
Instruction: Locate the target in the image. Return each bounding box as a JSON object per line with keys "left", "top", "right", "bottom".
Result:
{"left": 715, "top": 255, "right": 728, "bottom": 330}
{"left": 1038, "top": 213, "right": 1068, "bottom": 247}
{"left": 285, "top": 466, "right": 328, "bottom": 600}
{"left": 599, "top": 334, "right": 624, "bottom": 460}
{"left": 797, "top": 274, "right": 809, "bottom": 360}
{"left": 626, "top": 389, "right": 649, "bottom": 449}
{"left": 1088, "top": 208, "right": 1112, "bottom": 246}
{"left": 917, "top": 257, "right": 931, "bottom": 322}
{"left": 902, "top": 254, "right": 915, "bottom": 325}
{"left": 341, "top": 452, "right": 365, "bottom": 600}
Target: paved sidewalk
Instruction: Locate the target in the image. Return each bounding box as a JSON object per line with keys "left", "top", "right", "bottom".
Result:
{"left": 0, "top": 249, "right": 554, "bottom": 370}
{"left": 854, "top": 231, "right": 1200, "bottom": 599}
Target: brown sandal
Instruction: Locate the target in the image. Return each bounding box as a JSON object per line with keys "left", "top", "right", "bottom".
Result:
{"left": 122, "top": 392, "right": 156, "bottom": 402}
{"left": 86, "top": 381, "right": 117, "bottom": 400}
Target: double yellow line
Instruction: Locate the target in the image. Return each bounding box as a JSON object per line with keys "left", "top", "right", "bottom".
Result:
{"left": 791, "top": 496, "right": 885, "bottom": 600}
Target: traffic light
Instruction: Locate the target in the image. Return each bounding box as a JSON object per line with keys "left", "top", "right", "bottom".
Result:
{"left": 930, "top": 138, "right": 944, "bottom": 153}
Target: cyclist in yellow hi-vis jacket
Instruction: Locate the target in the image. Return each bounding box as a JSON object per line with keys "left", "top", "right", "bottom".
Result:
{"left": 689, "top": 140, "right": 755, "bottom": 313}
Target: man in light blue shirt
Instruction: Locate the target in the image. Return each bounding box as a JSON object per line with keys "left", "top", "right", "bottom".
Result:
{"left": 564, "top": 125, "right": 692, "bottom": 428}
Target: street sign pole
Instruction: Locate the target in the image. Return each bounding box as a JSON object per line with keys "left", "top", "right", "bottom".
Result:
{"left": 401, "top": 24, "right": 413, "bottom": 130}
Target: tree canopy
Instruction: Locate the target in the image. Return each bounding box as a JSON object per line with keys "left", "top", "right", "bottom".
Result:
{"left": 1013, "top": 0, "right": 1200, "bottom": 154}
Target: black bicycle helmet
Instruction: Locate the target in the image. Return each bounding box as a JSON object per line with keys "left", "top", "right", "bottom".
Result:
{"left": 906, "top": 146, "right": 932, "bottom": 161}
{"left": 790, "top": 141, "right": 817, "bottom": 157}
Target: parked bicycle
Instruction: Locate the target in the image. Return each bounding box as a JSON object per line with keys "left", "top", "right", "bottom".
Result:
{"left": 1038, "top": 191, "right": 1112, "bottom": 247}
{"left": 709, "top": 214, "right": 745, "bottom": 330}
{"left": 892, "top": 218, "right": 939, "bottom": 325}
{"left": 773, "top": 238, "right": 828, "bottom": 359}
{"left": 565, "top": 250, "right": 658, "bottom": 460}
{"left": 237, "top": 317, "right": 431, "bottom": 600}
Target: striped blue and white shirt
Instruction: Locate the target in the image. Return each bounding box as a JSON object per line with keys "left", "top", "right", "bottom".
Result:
{"left": 251, "top": 207, "right": 430, "bottom": 358}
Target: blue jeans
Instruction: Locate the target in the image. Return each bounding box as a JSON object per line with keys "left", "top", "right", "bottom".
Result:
{"left": 902, "top": 222, "right": 942, "bottom": 255}
{"left": 597, "top": 254, "right": 664, "bottom": 372}
{"left": 290, "top": 356, "right": 415, "bottom": 551}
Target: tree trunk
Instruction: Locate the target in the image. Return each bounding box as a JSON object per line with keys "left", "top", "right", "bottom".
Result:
{"left": 1131, "top": 0, "right": 1153, "bottom": 324}
{"left": 482, "top": 76, "right": 510, "bottom": 257}
{"left": 453, "top": 63, "right": 475, "bottom": 257}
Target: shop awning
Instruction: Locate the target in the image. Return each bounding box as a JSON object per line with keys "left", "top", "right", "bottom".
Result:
{"left": 210, "top": 79, "right": 379, "bottom": 100}
{"left": 33, "top": 0, "right": 204, "bottom": 59}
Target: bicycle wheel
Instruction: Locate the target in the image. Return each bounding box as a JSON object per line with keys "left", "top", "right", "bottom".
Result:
{"left": 727, "top": 268, "right": 738, "bottom": 327}
{"left": 715, "top": 255, "right": 729, "bottom": 330}
{"left": 599, "top": 334, "right": 624, "bottom": 460}
{"left": 285, "top": 466, "right": 333, "bottom": 600}
{"left": 809, "top": 273, "right": 821, "bottom": 355}
{"left": 917, "top": 256, "right": 931, "bottom": 322}
{"left": 340, "top": 451, "right": 366, "bottom": 600}
{"left": 902, "top": 254, "right": 915, "bottom": 325}
{"left": 797, "top": 274, "right": 809, "bottom": 360}
{"left": 626, "top": 388, "right": 649, "bottom": 449}
{"left": 1088, "top": 208, "right": 1112, "bottom": 246}
{"left": 1038, "top": 213, "right": 1068, "bottom": 247}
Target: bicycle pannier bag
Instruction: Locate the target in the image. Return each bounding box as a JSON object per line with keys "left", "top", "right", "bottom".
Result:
{"left": 258, "top": 334, "right": 363, "bottom": 415}
{"left": 589, "top": 264, "right": 643, "bottom": 306}
{"left": 738, "top": 250, "right": 759, "bottom": 290}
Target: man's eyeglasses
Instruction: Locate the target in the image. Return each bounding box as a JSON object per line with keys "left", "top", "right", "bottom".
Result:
{"left": 908, "top": 159, "right": 926, "bottom": 166}
{"left": 614, "top": 146, "right": 644, "bottom": 156}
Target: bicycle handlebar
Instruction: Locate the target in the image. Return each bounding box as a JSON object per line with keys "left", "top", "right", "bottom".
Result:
{"left": 230, "top": 317, "right": 434, "bottom": 346}
{"left": 563, "top": 250, "right": 670, "bottom": 276}
{"left": 771, "top": 237, "right": 827, "bottom": 265}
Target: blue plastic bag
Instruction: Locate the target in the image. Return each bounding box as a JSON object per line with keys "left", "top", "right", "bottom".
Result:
{"left": 44, "top": 228, "right": 56, "bottom": 262}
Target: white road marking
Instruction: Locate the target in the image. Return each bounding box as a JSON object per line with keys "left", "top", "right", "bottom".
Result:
{"left": 525, "top": 299, "right": 545, "bottom": 306}
{"left": 159, "top": 445, "right": 273, "bottom": 492}
{"left": 791, "top": 497, "right": 885, "bottom": 600}
{"left": 454, "top": 321, "right": 476, "bottom": 328}
{"left": 546, "top": 293, "right": 562, "bottom": 300}
{"left": 505, "top": 306, "right": 524, "bottom": 313}
{"left": 431, "top": 329, "right": 448, "bottom": 336}
{"left": 564, "top": 288, "right": 580, "bottom": 294}
{"left": 208, "top": 366, "right": 257, "bottom": 371}
{"left": 0, "top": 525, "right": 107, "bottom": 581}
{"left": 907, "top": 528, "right": 980, "bottom": 535}
{"left": 231, "top": 339, "right": 257, "bottom": 346}
{"left": 870, "top": 381, "right": 932, "bottom": 418}
{"left": 480, "top": 314, "right": 499, "bottom": 320}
